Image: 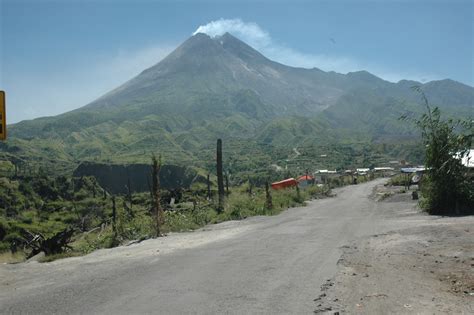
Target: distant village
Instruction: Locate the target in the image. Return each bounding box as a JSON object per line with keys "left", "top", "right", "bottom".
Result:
{"left": 271, "top": 149, "right": 474, "bottom": 190}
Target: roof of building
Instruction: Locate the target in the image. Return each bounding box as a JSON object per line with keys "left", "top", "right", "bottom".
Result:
{"left": 374, "top": 167, "right": 395, "bottom": 171}
{"left": 271, "top": 178, "right": 298, "bottom": 189}
{"left": 271, "top": 178, "right": 297, "bottom": 185}
{"left": 315, "top": 170, "right": 337, "bottom": 174}
{"left": 457, "top": 149, "right": 474, "bottom": 168}
{"left": 400, "top": 167, "right": 426, "bottom": 173}
{"left": 297, "top": 175, "right": 314, "bottom": 181}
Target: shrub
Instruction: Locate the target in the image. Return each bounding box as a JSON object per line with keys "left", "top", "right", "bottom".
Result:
{"left": 405, "top": 87, "right": 473, "bottom": 215}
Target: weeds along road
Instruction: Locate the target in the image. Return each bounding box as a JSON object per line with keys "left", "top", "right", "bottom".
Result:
{"left": 0, "top": 179, "right": 433, "bottom": 314}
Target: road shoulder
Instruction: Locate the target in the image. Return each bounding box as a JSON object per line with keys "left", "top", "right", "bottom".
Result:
{"left": 314, "top": 217, "right": 474, "bottom": 314}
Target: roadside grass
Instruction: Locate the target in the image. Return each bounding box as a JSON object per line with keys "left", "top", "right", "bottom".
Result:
{"left": 387, "top": 174, "right": 409, "bottom": 187}
{"left": 5, "top": 184, "right": 331, "bottom": 263}
{"left": 0, "top": 251, "right": 26, "bottom": 264}
{"left": 0, "top": 178, "right": 330, "bottom": 263}
{"left": 38, "top": 251, "right": 83, "bottom": 263}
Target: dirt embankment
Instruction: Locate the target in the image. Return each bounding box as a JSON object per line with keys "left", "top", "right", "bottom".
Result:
{"left": 315, "top": 213, "right": 474, "bottom": 314}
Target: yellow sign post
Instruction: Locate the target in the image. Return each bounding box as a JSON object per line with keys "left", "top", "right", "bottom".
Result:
{"left": 0, "top": 91, "right": 6, "bottom": 141}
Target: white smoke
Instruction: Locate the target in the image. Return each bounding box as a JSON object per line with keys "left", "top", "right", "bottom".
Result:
{"left": 193, "top": 18, "right": 271, "bottom": 48}
{"left": 193, "top": 18, "right": 365, "bottom": 74}
{"left": 193, "top": 18, "right": 438, "bottom": 82}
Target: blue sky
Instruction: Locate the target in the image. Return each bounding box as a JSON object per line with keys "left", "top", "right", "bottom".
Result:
{"left": 1, "top": 0, "right": 473, "bottom": 123}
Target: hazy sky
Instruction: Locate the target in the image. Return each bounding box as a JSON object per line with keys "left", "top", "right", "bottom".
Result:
{"left": 1, "top": 0, "right": 473, "bottom": 123}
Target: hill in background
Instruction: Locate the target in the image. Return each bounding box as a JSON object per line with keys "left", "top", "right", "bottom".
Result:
{"left": 1, "top": 32, "right": 472, "bottom": 177}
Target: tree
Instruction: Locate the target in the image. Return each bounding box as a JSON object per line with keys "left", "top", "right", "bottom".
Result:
{"left": 296, "top": 184, "right": 302, "bottom": 202}
{"left": 127, "top": 177, "right": 133, "bottom": 210}
{"left": 207, "top": 174, "right": 211, "bottom": 200}
{"left": 247, "top": 176, "right": 253, "bottom": 196}
{"left": 407, "top": 87, "right": 473, "bottom": 215}
{"left": 265, "top": 181, "right": 273, "bottom": 210}
{"left": 23, "top": 228, "right": 75, "bottom": 257}
{"left": 124, "top": 177, "right": 134, "bottom": 218}
{"left": 216, "top": 139, "right": 225, "bottom": 212}
{"left": 151, "top": 154, "right": 164, "bottom": 236}
{"left": 225, "top": 171, "right": 230, "bottom": 195}
{"left": 111, "top": 195, "right": 117, "bottom": 237}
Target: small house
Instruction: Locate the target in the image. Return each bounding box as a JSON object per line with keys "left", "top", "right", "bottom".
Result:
{"left": 400, "top": 166, "right": 426, "bottom": 187}
{"left": 455, "top": 149, "right": 474, "bottom": 178}
{"left": 356, "top": 168, "right": 370, "bottom": 176}
{"left": 373, "top": 167, "right": 395, "bottom": 177}
{"left": 456, "top": 149, "right": 474, "bottom": 169}
{"left": 297, "top": 174, "right": 315, "bottom": 188}
{"left": 271, "top": 178, "right": 298, "bottom": 190}
{"left": 314, "top": 170, "right": 338, "bottom": 184}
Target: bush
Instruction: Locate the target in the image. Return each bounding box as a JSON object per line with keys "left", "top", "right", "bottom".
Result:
{"left": 0, "top": 218, "right": 8, "bottom": 241}
{"left": 388, "top": 174, "right": 409, "bottom": 187}
{"left": 405, "top": 87, "right": 473, "bottom": 215}
{"left": 224, "top": 191, "right": 265, "bottom": 220}
{"left": 75, "top": 228, "right": 117, "bottom": 254}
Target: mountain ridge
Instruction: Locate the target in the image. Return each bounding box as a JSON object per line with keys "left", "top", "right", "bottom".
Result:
{"left": 3, "top": 32, "right": 473, "bottom": 171}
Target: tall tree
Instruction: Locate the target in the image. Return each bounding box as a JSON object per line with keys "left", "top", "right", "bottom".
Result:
{"left": 207, "top": 174, "right": 211, "bottom": 201}
{"left": 296, "top": 184, "right": 302, "bottom": 202}
{"left": 127, "top": 178, "right": 132, "bottom": 208}
{"left": 111, "top": 195, "right": 117, "bottom": 237}
{"left": 265, "top": 181, "right": 273, "bottom": 210}
{"left": 216, "top": 139, "right": 225, "bottom": 212}
{"left": 151, "top": 154, "right": 164, "bottom": 236}
{"left": 405, "top": 87, "right": 473, "bottom": 215}
{"left": 225, "top": 171, "right": 229, "bottom": 195}
{"left": 125, "top": 177, "right": 134, "bottom": 218}
{"left": 247, "top": 176, "right": 253, "bottom": 196}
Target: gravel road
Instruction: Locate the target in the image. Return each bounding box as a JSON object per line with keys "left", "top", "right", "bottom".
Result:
{"left": 1, "top": 179, "right": 471, "bottom": 314}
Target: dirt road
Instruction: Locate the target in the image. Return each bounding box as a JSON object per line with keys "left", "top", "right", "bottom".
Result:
{"left": 1, "top": 179, "right": 472, "bottom": 314}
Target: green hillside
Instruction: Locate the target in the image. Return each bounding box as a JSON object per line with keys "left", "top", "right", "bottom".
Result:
{"left": 2, "top": 32, "right": 472, "bottom": 175}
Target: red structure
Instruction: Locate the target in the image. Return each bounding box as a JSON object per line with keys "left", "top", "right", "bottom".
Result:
{"left": 296, "top": 174, "right": 315, "bottom": 187}
{"left": 296, "top": 175, "right": 314, "bottom": 182}
{"left": 271, "top": 178, "right": 298, "bottom": 190}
